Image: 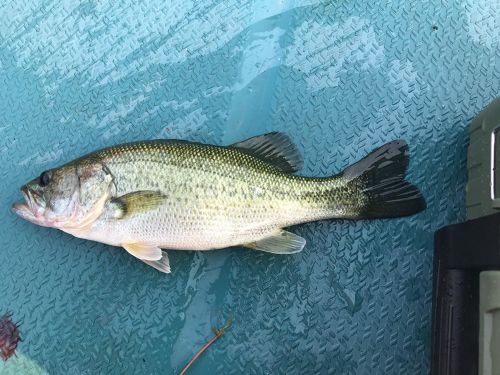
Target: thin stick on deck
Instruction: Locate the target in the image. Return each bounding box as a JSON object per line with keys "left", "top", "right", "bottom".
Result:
{"left": 179, "top": 318, "right": 233, "bottom": 375}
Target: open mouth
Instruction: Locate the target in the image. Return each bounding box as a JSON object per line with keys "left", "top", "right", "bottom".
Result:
{"left": 11, "top": 186, "right": 45, "bottom": 224}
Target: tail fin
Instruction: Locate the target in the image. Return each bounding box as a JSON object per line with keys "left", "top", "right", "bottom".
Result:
{"left": 343, "top": 140, "right": 426, "bottom": 218}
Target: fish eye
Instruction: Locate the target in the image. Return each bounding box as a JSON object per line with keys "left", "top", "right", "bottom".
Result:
{"left": 39, "top": 171, "right": 52, "bottom": 187}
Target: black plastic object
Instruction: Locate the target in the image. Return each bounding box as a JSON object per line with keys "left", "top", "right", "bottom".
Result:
{"left": 432, "top": 212, "right": 500, "bottom": 375}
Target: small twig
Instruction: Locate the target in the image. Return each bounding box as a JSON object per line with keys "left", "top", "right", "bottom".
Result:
{"left": 179, "top": 319, "right": 233, "bottom": 375}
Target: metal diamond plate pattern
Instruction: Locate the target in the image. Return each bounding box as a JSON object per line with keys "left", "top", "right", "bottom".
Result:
{"left": 0, "top": 0, "right": 499, "bottom": 374}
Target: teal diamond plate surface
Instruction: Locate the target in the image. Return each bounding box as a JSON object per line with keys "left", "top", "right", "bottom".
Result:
{"left": 0, "top": 0, "right": 499, "bottom": 374}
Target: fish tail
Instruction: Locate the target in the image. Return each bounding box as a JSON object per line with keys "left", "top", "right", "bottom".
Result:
{"left": 341, "top": 140, "right": 426, "bottom": 218}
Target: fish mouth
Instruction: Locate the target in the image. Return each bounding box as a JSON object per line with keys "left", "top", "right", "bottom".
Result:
{"left": 12, "top": 186, "right": 47, "bottom": 225}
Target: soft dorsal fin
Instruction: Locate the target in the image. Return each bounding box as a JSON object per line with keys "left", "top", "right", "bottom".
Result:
{"left": 230, "top": 132, "right": 303, "bottom": 173}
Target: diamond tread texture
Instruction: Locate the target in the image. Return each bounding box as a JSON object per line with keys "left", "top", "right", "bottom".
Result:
{"left": 0, "top": 0, "right": 499, "bottom": 374}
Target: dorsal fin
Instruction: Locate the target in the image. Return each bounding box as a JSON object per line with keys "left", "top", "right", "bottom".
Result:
{"left": 230, "top": 132, "right": 303, "bottom": 173}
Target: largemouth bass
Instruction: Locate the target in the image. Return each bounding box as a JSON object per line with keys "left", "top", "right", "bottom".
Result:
{"left": 12, "top": 133, "right": 426, "bottom": 273}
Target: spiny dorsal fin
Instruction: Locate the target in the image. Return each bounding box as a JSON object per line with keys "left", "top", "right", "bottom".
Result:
{"left": 110, "top": 191, "right": 166, "bottom": 219}
{"left": 230, "top": 132, "right": 303, "bottom": 173}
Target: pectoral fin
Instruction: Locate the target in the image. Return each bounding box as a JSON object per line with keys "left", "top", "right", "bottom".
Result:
{"left": 244, "top": 230, "right": 306, "bottom": 254}
{"left": 110, "top": 191, "right": 166, "bottom": 219}
{"left": 141, "top": 251, "right": 171, "bottom": 273}
{"left": 122, "top": 242, "right": 162, "bottom": 261}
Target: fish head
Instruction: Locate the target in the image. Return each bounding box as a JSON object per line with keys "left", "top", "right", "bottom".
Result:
{"left": 12, "top": 158, "right": 114, "bottom": 230}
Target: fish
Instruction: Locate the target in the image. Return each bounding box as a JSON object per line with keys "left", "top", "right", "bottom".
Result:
{"left": 12, "top": 132, "right": 426, "bottom": 274}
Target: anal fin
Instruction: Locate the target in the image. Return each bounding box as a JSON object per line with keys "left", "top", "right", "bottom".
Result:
{"left": 244, "top": 230, "right": 306, "bottom": 254}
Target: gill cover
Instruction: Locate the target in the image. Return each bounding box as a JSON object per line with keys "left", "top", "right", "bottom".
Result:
{"left": 60, "top": 160, "right": 115, "bottom": 234}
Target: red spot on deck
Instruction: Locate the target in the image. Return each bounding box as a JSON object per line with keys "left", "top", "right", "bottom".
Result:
{"left": 0, "top": 312, "right": 21, "bottom": 361}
